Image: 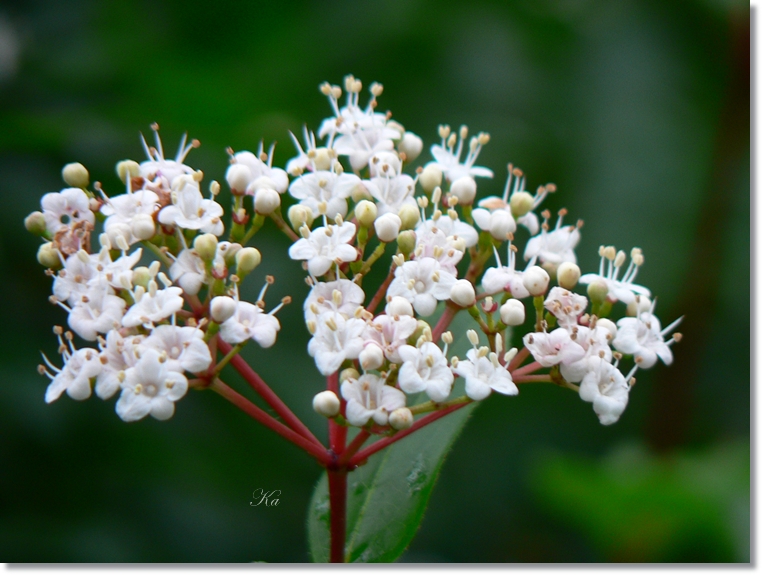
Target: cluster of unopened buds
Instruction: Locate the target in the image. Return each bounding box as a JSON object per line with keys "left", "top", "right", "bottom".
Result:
{"left": 27, "top": 74, "right": 683, "bottom": 448}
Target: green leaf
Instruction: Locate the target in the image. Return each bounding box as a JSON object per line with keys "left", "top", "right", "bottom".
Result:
{"left": 306, "top": 306, "right": 482, "bottom": 563}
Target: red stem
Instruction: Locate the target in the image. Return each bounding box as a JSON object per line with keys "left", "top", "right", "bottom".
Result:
{"left": 513, "top": 374, "right": 552, "bottom": 384}
{"left": 511, "top": 360, "right": 543, "bottom": 378}
{"left": 365, "top": 266, "right": 397, "bottom": 315}
{"left": 327, "top": 467, "right": 348, "bottom": 563}
{"left": 327, "top": 372, "right": 346, "bottom": 454}
{"left": 348, "top": 403, "right": 467, "bottom": 467}
{"left": 432, "top": 303, "right": 459, "bottom": 342}
{"left": 218, "top": 340, "right": 323, "bottom": 448}
{"left": 211, "top": 379, "right": 330, "bottom": 465}
{"left": 338, "top": 430, "right": 371, "bottom": 467}
{"left": 507, "top": 346, "right": 530, "bottom": 372}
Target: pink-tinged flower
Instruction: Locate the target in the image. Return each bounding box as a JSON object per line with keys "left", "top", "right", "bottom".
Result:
{"left": 578, "top": 356, "right": 630, "bottom": 425}
{"left": 523, "top": 328, "right": 586, "bottom": 367}
{"left": 116, "top": 348, "right": 188, "bottom": 422}
{"left": 544, "top": 287, "right": 588, "bottom": 328}
{"left": 613, "top": 307, "right": 682, "bottom": 369}
{"left": 40, "top": 337, "right": 101, "bottom": 404}
{"left": 481, "top": 243, "right": 531, "bottom": 299}
{"left": 340, "top": 374, "right": 406, "bottom": 427}
{"left": 288, "top": 221, "right": 358, "bottom": 277}
{"left": 41, "top": 187, "right": 95, "bottom": 234}
{"left": 363, "top": 313, "right": 418, "bottom": 364}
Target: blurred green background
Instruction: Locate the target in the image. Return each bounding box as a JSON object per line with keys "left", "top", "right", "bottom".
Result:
{"left": 0, "top": 0, "right": 750, "bottom": 563}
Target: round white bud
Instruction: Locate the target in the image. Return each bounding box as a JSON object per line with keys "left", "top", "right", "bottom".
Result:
{"left": 254, "top": 187, "right": 281, "bottom": 215}
{"left": 389, "top": 407, "right": 414, "bottom": 430}
{"left": 312, "top": 148, "right": 333, "bottom": 171}
{"left": 359, "top": 344, "right": 385, "bottom": 371}
{"left": 500, "top": 299, "right": 525, "bottom": 326}
{"left": 587, "top": 280, "right": 609, "bottom": 305}
{"left": 595, "top": 318, "right": 617, "bottom": 340}
{"left": 510, "top": 191, "right": 535, "bottom": 218}
{"left": 450, "top": 176, "right": 477, "bottom": 205}
{"left": 398, "top": 204, "right": 420, "bottom": 231}
{"left": 398, "top": 132, "right": 423, "bottom": 162}
{"left": 420, "top": 165, "right": 443, "bottom": 193}
{"left": 385, "top": 296, "right": 414, "bottom": 317}
{"left": 193, "top": 233, "right": 218, "bottom": 262}
{"left": 355, "top": 200, "right": 378, "bottom": 228}
{"left": 225, "top": 163, "right": 252, "bottom": 192}
{"left": 313, "top": 391, "right": 341, "bottom": 418}
{"left": 557, "top": 262, "right": 581, "bottom": 289}
{"left": 61, "top": 162, "right": 89, "bottom": 188}
{"left": 288, "top": 204, "right": 314, "bottom": 230}
{"left": 129, "top": 213, "right": 156, "bottom": 241}
{"left": 488, "top": 210, "right": 517, "bottom": 241}
{"left": 116, "top": 160, "right": 140, "bottom": 184}
{"left": 248, "top": 176, "right": 277, "bottom": 194}
{"left": 450, "top": 279, "right": 476, "bottom": 307}
{"left": 132, "top": 266, "right": 151, "bottom": 288}
{"left": 24, "top": 211, "right": 47, "bottom": 235}
{"left": 374, "top": 213, "right": 402, "bottom": 243}
{"left": 37, "top": 242, "right": 61, "bottom": 269}
{"left": 396, "top": 230, "right": 416, "bottom": 255}
{"left": 211, "top": 296, "right": 237, "bottom": 323}
{"left": 626, "top": 295, "right": 652, "bottom": 317}
{"left": 235, "top": 247, "right": 262, "bottom": 275}
{"left": 522, "top": 265, "right": 550, "bottom": 296}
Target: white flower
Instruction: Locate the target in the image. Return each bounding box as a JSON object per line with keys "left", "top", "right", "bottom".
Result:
{"left": 219, "top": 301, "right": 281, "bottom": 348}
{"left": 307, "top": 314, "right": 366, "bottom": 376}
{"left": 138, "top": 127, "right": 197, "bottom": 187}
{"left": 95, "top": 247, "right": 143, "bottom": 291}
{"left": 53, "top": 250, "right": 99, "bottom": 305}
{"left": 427, "top": 126, "right": 493, "bottom": 182}
{"left": 288, "top": 171, "right": 361, "bottom": 220}
{"left": 122, "top": 283, "right": 184, "bottom": 328}
{"left": 544, "top": 287, "right": 588, "bottom": 328}
{"left": 40, "top": 337, "right": 101, "bottom": 403}
{"left": 578, "top": 247, "right": 651, "bottom": 305}
{"left": 41, "top": 188, "right": 95, "bottom": 234}
{"left": 340, "top": 373, "right": 406, "bottom": 427}
{"left": 363, "top": 313, "right": 418, "bottom": 364}
{"left": 413, "top": 226, "right": 465, "bottom": 275}
{"left": 523, "top": 328, "right": 586, "bottom": 367}
{"left": 417, "top": 214, "right": 478, "bottom": 249}
{"left": 233, "top": 146, "right": 289, "bottom": 194}
{"left": 143, "top": 325, "right": 212, "bottom": 373}
{"left": 364, "top": 173, "right": 417, "bottom": 216}
{"left": 613, "top": 308, "right": 682, "bottom": 369}
{"left": 101, "top": 188, "right": 159, "bottom": 246}
{"left": 158, "top": 177, "right": 224, "bottom": 236}
{"left": 453, "top": 347, "right": 518, "bottom": 401}
{"left": 472, "top": 203, "right": 516, "bottom": 241}
{"left": 116, "top": 349, "right": 188, "bottom": 422}
{"left": 397, "top": 342, "right": 454, "bottom": 402}
{"left": 169, "top": 249, "right": 206, "bottom": 295}
{"left": 303, "top": 279, "right": 365, "bottom": 323}
{"left": 524, "top": 211, "right": 580, "bottom": 266}
{"left": 67, "top": 290, "right": 126, "bottom": 341}
{"left": 481, "top": 243, "right": 531, "bottom": 298}
{"left": 94, "top": 330, "right": 143, "bottom": 400}
{"left": 558, "top": 325, "right": 614, "bottom": 383}
{"left": 578, "top": 356, "right": 630, "bottom": 425}
{"left": 288, "top": 221, "right": 358, "bottom": 277}
{"left": 387, "top": 257, "right": 457, "bottom": 317}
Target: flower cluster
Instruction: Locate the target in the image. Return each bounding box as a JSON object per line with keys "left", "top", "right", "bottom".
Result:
{"left": 27, "top": 74, "right": 681, "bottom": 432}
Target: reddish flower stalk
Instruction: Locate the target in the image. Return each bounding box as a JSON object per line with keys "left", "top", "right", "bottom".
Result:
{"left": 511, "top": 360, "right": 543, "bottom": 378}
{"left": 327, "top": 371, "right": 346, "bottom": 454}
{"left": 432, "top": 302, "right": 460, "bottom": 342}
{"left": 365, "top": 265, "right": 397, "bottom": 315}
{"left": 218, "top": 340, "right": 323, "bottom": 448}
{"left": 327, "top": 467, "right": 348, "bottom": 563}
{"left": 211, "top": 379, "right": 330, "bottom": 465}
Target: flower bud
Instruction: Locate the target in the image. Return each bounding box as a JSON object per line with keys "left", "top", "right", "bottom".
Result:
{"left": 312, "top": 148, "right": 333, "bottom": 171}
{"left": 557, "top": 262, "right": 581, "bottom": 289}
{"left": 450, "top": 279, "right": 476, "bottom": 307}
{"left": 359, "top": 344, "right": 385, "bottom": 371}
{"left": 116, "top": 160, "right": 140, "bottom": 184}
{"left": 450, "top": 176, "right": 477, "bottom": 205}
{"left": 61, "top": 162, "right": 89, "bottom": 188}
{"left": 500, "top": 299, "right": 525, "bottom": 326}
{"left": 510, "top": 191, "right": 534, "bottom": 218}
{"left": 235, "top": 247, "right": 262, "bottom": 275}
{"left": 374, "top": 213, "right": 402, "bottom": 243}
{"left": 398, "top": 204, "right": 420, "bottom": 231}
{"left": 130, "top": 213, "right": 156, "bottom": 241}
{"left": 340, "top": 367, "right": 360, "bottom": 383}
{"left": 389, "top": 407, "right": 414, "bottom": 430}
{"left": 386, "top": 296, "right": 414, "bottom": 317}
{"left": 225, "top": 163, "right": 252, "bottom": 193}
{"left": 211, "top": 296, "right": 237, "bottom": 323}
{"left": 626, "top": 295, "right": 651, "bottom": 317}
{"left": 37, "top": 242, "right": 61, "bottom": 269}
{"left": 313, "top": 390, "right": 341, "bottom": 418}
{"left": 288, "top": 204, "right": 314, "bottom": 230}
{"left": 132, "top": 266, "right": 152, "bottom": 288}
{"left": 248, "top": 176, "right": 276, "bottom": 194}
{"left": 398, "top": 132, "right": 423, "bottom": 162}
{"left": 420, "top": 165, "right": 443, "bottom": 193}
{"left": 488, "top": 210, "right": 516, "bottom": 241}
{"left": 355, "top": 200, "right": 378, "bottom": 228}
{"left": 410, "top": 320, "right": 431, "bottom": 344}
{"left": 522, "top": 266, "right": 550, "bottom": 296}
{"left": 396, "top": 230, "right": 416, "bottom": 256}
{"left": 595, "top": 318, "right": 617, "bottom": 340}
{"left": 254, "top": 187, "right": 280, "bottom": 215}
{"left": 587, "top": 280, "right": 609, "bottom": 305}
{"left": 24, "top": 211, "right": 47, "bottom": 236}
{"left": 193, "top": 233, "right": 218, "bottom": 262}
{"left": 221, "top": 242, "right": 242, "bottom": 266}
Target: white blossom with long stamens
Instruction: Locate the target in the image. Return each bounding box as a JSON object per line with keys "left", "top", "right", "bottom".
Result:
{"left": 426, "top": 125, "right": 493, "bottom": 182}
{"left": 39, "top": 331, "right": 101, "bottom": 403}
{"left": 121, "top": 281, "right": 184, "bottom": 329}
{"left": 288, "top": 220, "right": 358, "bottom": 277}
{"left": 364, "top": 173, "right": 417, "bottom": 216}
{"left": 231, "top": 144, "right": 290, "bottom": 194}
{"left": 453, "top": 344, "right": 518, "bottom": 401}
{"left": 413, "top": 227, "right": 465, "bottom": 275}
{"left": 158, "top": 176, "right": 224, "bottom": 236}
{"left": 94, "top": 330, "right": 143, "bottom": 400}
{"left": 139, "top": 125, "right": 198, "bottom": 187}
{"left": 481, "top": 242, "right": 532, "bottom": 298}
{"left": 524, "top": 210, "right": 580, "bottom": 266}
{"left": 613, "top": 303, "right": 682, "bottom": 369}
{"left": 288, "top": 170, "right": 361, "bottom": 221}
{"left": 523, "top": 328, "right": 587, "bottom": 368}
{"left": 67, "top": 289, "right": 126, "bottom": 341}
{"left": 143, "top": 325, "right": 212, "bottom": 374}
{"left": 579, "top": 246, "right": 651, "bottom": 304}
